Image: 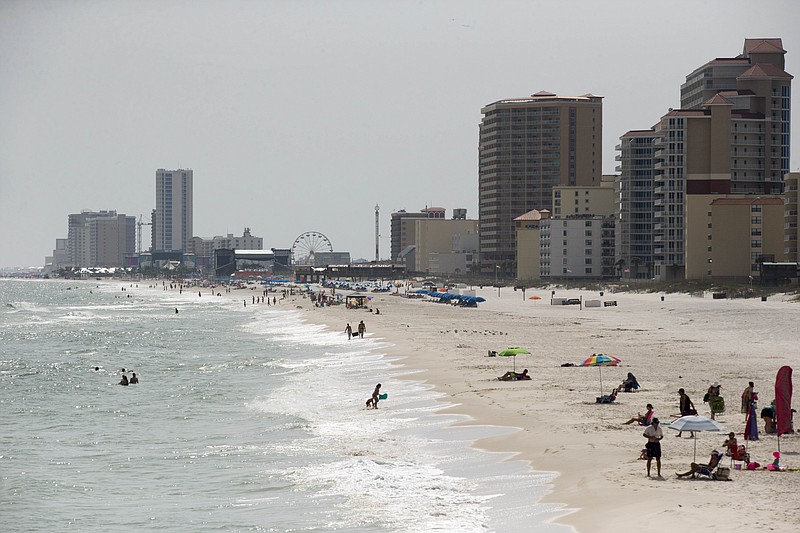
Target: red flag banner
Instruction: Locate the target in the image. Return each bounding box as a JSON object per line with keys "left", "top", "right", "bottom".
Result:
{"left": 776, "top": 365, "right": 793, "bottom": 435}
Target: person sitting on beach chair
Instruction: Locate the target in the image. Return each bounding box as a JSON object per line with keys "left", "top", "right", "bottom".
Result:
{"left": 676, "top": 450, "right": 723, "bottom": 479}
{"left": 498, "top": 369, "right": 530, "bottom": 381}
{"left": 723, "top": 432, "right": 750, "bottom": 464}
{"left": 596, "top": 388, "right": 619, "bottom": 404}
{"left": 620, "top": 372, "right": 640, "bottom": 392}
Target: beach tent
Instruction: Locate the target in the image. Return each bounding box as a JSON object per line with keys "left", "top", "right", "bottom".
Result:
{"left": 346, "top": 293, "right": 368, "bottom": 308}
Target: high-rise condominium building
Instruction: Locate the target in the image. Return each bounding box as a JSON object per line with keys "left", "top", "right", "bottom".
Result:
{"left": 154, "top": 168, "right": 193, "bottom": 252}
{"left": 618, "top": 38, "right": 791, "bottom": 280}
{"left": 783, "top": 173, "right": 799, "bottom": 263}
{"left": 478, "top": 91, "right": 602, "bottom": 277}
{"left": 67, "top": 210, "right": 136, "bottom": 267}
{"left": 615, "top": 129, "right": 658, "bottom": 279}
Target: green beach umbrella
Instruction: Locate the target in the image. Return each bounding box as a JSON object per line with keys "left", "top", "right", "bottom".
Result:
{"left": 498, "top": 347, "right": 531, "bottom": 372}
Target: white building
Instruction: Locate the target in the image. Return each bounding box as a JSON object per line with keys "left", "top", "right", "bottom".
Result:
{"left": 540, "top": 215, "right": 615, "bottom": 279}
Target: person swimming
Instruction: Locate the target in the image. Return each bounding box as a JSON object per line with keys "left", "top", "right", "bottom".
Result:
{"left": 129, "top": 372, "right": 139, "bottom": 384}
{"left": 118, "top": 374, "right": 129, "bottom": 386}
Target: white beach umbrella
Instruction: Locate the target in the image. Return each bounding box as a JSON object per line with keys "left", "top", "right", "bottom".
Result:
{"left": 667, "top": 415, "right": 725, "bottom": 461}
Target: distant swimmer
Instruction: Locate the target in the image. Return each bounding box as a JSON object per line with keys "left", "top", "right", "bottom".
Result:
{"left": 119, "top": 374, "right": 129, "bottom": 386}
{"left": 94, "top": 366, "right": 100, "bottom": 371}
{"left": 366, "top": 383, "right": 381, "bottom": 409}
{"left": 129, "top": 372, "right": 139, "bottom": 384}
{"left": 175, "top": 308, "right": 179, "bottom": 314}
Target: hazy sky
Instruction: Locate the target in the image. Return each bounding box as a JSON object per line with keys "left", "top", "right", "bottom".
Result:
{"left": 2, "top": 0, "right": 799, "bottom": 267}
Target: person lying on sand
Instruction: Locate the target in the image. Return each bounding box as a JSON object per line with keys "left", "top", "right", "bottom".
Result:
{"left": 498, "top": 369, "right": 530, "bottom": 381}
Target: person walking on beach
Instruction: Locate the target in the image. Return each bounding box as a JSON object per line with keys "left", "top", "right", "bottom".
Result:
{"left": 677, "top": 388, "right": 697, "bottom": 438}
{"left": 366, "top": 383, "right": 381, "bottom": 409}
{"left": 345, "top": 323, "right": 353, "bottom": 340}
{"left": 643, "top": 417, "right": 663, "bottom": 477}
{"left": 357, "top": 320, "right": 366, "bottom": 339}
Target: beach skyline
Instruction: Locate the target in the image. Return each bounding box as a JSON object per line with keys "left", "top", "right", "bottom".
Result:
{"left": 2, "top": 1, "right": 799, "bottom": 267}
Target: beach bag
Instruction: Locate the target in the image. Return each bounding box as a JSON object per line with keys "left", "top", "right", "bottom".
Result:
{"left": 714, "top": 467, "right": 730, "bottom": 481}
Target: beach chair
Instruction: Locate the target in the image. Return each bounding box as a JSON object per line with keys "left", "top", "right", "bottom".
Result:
{"left": 726, "top": 444, "right": 750, "bottom": 469}
{"left": 596, "top": 388, "right": 618, "bottom": 404}
{"left": 697, "top": 452, "right": 725, "bottom": 480}
{"left": 709, "top": 396, "right": 725, "bottom": 416}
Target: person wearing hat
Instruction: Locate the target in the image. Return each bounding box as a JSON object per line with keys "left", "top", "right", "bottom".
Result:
{"left": 705, "top": 382, "right": 723, "bottom": 419}
{"left": 643, "top": 418, "right": 663, "bottom": 477}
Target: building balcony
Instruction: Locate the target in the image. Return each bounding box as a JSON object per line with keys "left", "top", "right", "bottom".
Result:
{"left": 730, "top": 137, "right": 763, "bottom": 146}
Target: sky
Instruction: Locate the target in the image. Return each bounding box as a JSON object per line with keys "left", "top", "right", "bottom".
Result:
{"left": 2, "top": 0, "right": 799, "bottom": 268}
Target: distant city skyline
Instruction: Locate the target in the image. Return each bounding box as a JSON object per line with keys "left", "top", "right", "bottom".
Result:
{"left": 1, "top": 1, "right": 798, "bottom": 267}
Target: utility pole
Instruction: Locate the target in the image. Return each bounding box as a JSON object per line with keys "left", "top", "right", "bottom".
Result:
{"left": 374, "top": 204, "right": 380, "bottom": 262}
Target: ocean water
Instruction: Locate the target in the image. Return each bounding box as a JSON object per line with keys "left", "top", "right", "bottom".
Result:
{"left": 0, "top": 279, "right": 570, "bottom": 532}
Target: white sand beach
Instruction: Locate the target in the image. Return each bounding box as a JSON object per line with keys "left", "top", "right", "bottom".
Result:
{"left": 294, "top": 285, "right": 800, "bottom": 532}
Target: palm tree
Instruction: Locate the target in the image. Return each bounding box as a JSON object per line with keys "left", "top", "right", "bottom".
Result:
{"left": 615, "top": 258, "right": 626, "bottom": 279}
{"left": 631, "top": 257, "right": 642, "bottom": 279}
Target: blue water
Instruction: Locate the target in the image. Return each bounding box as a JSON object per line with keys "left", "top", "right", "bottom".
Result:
{"left": 0, "top": 279, "right": 569, "bottom": 532}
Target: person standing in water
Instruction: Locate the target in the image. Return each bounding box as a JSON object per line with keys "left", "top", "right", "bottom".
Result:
{"left": 129, "top": 372, "right": 139, "bottom": 384}
{"left": 366, "top": 383, "right": 381, "bottom": 409}
{"left": 118, "top": 374, "right": 129, "bottom": 386}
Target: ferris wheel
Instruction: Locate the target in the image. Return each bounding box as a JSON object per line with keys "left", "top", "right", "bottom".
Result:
{"left": 291, "top": 231, "right": 333, "bottom": 266}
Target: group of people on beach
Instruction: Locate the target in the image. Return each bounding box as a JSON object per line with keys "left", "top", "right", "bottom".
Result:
{"left": 624, "top": 379, "right": 794, "bottom": 478}
{"left": 344, "top": 320, "right": 366, "bottom": 340}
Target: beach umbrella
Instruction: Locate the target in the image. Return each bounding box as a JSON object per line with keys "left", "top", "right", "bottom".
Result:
{"left": 498, "top": 347, "right": 531, "bottom": 372}
{"left": 667, "top": 415, "right": 725, "bottom": 461}
{"left": 744, "top": 402, "right": 759, "bottom": 442}
{"left": 775, "top": 366, "right": 793, "bottom": 454}
{"left": 579, "top": 353, "right": 621, "bottom": 396}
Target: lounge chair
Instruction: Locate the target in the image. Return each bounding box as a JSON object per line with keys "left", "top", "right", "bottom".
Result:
{"left": 596, "top": 388, "right": 618, "bottom": 404}
{"left": 709, "top": 396, "right": 725, "bottom": 415}
{"left": 676, "top": 451, "right": 726, "bottom": 479}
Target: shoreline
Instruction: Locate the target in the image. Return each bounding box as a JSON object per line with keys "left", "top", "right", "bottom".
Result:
{"left": 292, "top": 284, "right": 800, "bottom": 532}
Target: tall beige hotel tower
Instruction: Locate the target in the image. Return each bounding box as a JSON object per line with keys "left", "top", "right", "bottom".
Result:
{"left": 478, "top": 91, "right": 602, "bottom": 277}
{"left": 154, "top": 168, "right": 194, "bottom": 253}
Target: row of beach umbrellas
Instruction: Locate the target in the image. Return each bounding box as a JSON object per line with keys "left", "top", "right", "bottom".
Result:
{"left": 414, "top": 289, "right": 486, "bottom": 305}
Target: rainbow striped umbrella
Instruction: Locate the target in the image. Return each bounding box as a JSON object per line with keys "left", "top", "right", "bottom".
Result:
{"left": 580, "top": 354, "right": 621, "bottom": 396}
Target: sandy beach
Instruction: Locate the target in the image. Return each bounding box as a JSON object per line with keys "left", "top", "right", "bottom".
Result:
{"left": 290, "top": 284, "right": 800, "bottom": 532}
